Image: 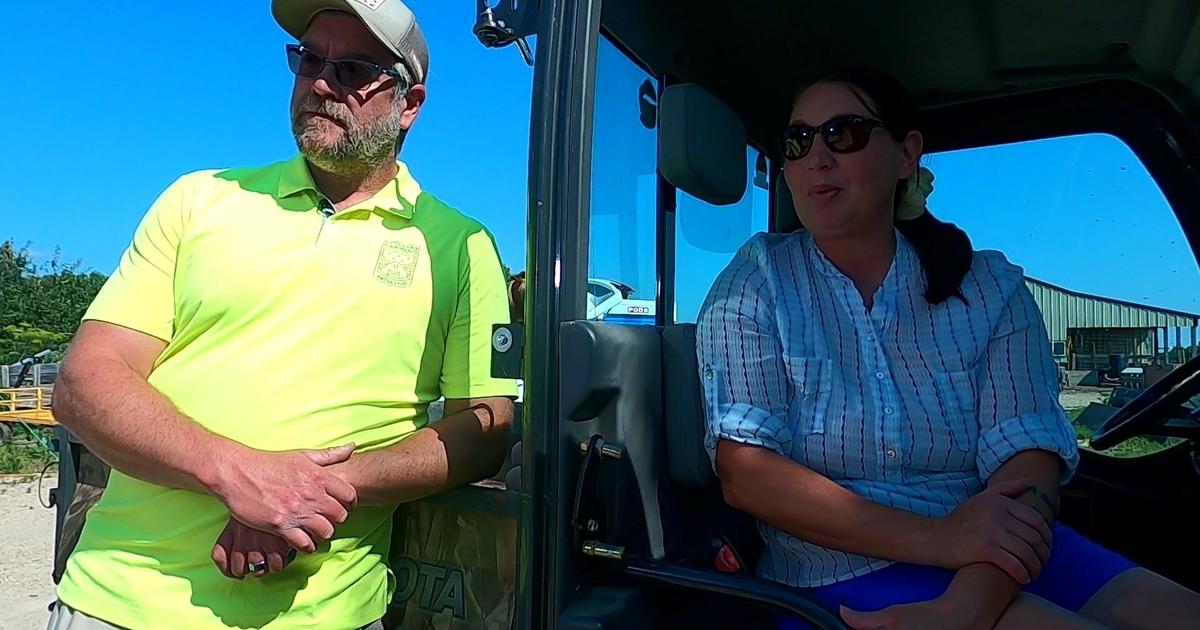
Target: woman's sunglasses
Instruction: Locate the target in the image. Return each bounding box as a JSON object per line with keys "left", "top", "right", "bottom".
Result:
{"left": 781, "top": 114, "right": 886, "bottom": 161}
{"left": 286, "top": 44, "right": 406, "bottom": 92}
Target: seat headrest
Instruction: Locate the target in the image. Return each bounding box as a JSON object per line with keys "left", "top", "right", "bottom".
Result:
{"left": 658, "top": 84, "right": 747, "bottom": 206}
{"left": 661, "top": 323, "right": 717, "bottom": 489}
{"left": 774, "top": 172, "right": 803, "bottom": 233}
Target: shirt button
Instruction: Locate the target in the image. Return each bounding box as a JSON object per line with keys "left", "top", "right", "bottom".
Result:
{"left": 875, "top": 371, "right": 886, "bottom": 380}
{"left": 868, "top": 334, "right": 876, "bottom": 342}
{"left": 884, "top": 406, "right": 895, "bottom": 415}
{"left": 886, "top": 449, "right": 897, "bottom": 459}
{"left": 703, "top": 368, "right": 714, "bottom": 380}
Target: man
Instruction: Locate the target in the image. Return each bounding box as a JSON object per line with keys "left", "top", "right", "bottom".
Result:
{"left": 48, "top": 1, "right": 517, "bottom": 628}
{"left": 508, "top": 271, "right": 526, "bottom": 325}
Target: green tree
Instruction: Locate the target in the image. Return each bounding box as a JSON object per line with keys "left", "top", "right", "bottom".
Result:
{"left": 0, "top": 239, "right": 107, "bottom": 364}
{"left": 0, "top": 324, "right": 72, "bottom": 365}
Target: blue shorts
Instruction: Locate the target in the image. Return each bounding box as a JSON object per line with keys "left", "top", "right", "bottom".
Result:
{"left": 778, "top": 523, "right": 1135, "bottom": 628}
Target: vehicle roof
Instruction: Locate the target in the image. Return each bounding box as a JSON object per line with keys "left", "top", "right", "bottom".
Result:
{"left": 602, "top": 0, "right": 1200, "bottom": 154}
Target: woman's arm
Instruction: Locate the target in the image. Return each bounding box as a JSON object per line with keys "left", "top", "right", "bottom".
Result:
{"left": 719, "top": 440, "right": 1052, "bottom": 579}
{"left": 989, "top": 450, "right": 1061, "bottom": 524}
{"left": 935, "top": 278, "right": 1078, "bottom": 625}
{"left": 938, "top": 450, "right": 1063, "bottom": 626}
{"left": 717, "top": 440, "right": 943, "bottom": 565}
{"left": 698, "top": 241, "right": 1048, "bottom": 576}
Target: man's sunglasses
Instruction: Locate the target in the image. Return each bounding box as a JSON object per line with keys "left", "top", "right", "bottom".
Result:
{"left": 781, "top": 114, "right": 886, "bottom": 161}
{"left": 286, "top": 44, "right": 406, "bottom": 91}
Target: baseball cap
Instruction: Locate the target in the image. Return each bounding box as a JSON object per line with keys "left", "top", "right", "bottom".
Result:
{"left": 272, "top": 0, "right": 429, "bottom": 85}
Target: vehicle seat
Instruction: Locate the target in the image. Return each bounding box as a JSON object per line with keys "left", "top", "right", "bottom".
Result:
{"left": 557, "top": 82, "right": 844, "bottom": 628}
{"left": 774, "top": 171, "right": 804, "bottom": 233}
{"left": 655, "top": 80, "right": 771, "bottom": 570}
{"left": 660, "top": 323, "right": 762, "bottom": 571}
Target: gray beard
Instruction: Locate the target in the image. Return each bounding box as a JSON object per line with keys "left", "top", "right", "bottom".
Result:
{"left": 292, "top": 97, "right": 405, "bottom": 176}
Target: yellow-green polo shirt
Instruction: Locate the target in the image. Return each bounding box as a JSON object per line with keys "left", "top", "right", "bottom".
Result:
{"left": 57, "top": 156, "right": 518, "bottom": 630}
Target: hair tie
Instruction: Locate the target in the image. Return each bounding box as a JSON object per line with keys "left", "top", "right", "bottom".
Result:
{"left": 896, "top": 166, "right": 934, "bottom": 221}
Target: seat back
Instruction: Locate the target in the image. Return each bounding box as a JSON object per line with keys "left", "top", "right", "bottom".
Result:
{"left": 661, "top": 323, "right": 716, "bottom": 489}
{"left": 774, "top": 172, "right": 804, "bottom": 233}
{"left": 660, "top": 323, "right": 762, "bottom": 571}
{"left": 654, "top": 81, "right": 763, "bottom": 567}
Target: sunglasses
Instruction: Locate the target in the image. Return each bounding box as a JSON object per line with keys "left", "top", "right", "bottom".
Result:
{"left": 781, "top": 114, "right": 886, "bottom": 161}
{"left": 286, "top": 44, "right": 406, "bottom": 91}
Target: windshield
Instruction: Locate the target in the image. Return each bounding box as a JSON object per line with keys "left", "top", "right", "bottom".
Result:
{"left": 927, "top": 133, "right": 1199, "bottom": 457}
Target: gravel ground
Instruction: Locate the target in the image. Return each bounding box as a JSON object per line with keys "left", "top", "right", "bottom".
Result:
{"left": 0, "top": 476, "right": 57, "bottom": 630}
{"left": 1059, "top": 387, "right": 1110, "bottom": 412}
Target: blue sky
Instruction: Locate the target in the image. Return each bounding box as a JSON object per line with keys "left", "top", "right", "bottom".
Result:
{"left": 4, "top": 3, "right": 1199, "bottom": 329}
{"left": 1, "top": 2, "right": 532, "bottom": 275}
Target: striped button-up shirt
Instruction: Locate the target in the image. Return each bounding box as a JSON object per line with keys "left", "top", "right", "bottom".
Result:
{"left": 696, "top": 230, "right": 1080, "bottom": 587}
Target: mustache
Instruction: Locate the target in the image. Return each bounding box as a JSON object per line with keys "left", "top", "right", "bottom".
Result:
{"left": 295, "top": 96, "right": 352, "bottom": 126}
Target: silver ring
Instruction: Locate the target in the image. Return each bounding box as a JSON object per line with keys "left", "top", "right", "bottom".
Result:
{"left": 247, "top": 560, "right": 268, "bottom": 573}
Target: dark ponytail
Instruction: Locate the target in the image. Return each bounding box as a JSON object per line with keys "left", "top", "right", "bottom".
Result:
{"left": 811, "top": 66, "right": 972, "bottom": 305}
{"left": 895, "top": 211, "right": 972, "bottom": 304}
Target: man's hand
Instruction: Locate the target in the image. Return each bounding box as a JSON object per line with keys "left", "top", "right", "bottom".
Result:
{"left": 208, "top": 444, "right": 359, "bottom": 553}
{"left": 212, "top": 518, "right": 297, "bottom": 579}
{"left": 931, "top": 479, "right": 1053, "bottom": 584}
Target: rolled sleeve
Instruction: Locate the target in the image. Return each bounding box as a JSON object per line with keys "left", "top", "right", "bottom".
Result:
{"left": 696, "top": 237, "right": 792, "bottom": 465}
{"left": 977, "top": 412, "right": 1080, "bottom": 483}
{"left": 703, "top": 392, "right": 793, "bottom": 458}
{"left": 975, "top": 282, "right": 1080, "bottom": 483}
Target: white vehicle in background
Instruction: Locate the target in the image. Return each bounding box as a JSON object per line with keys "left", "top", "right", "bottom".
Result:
{"left": 587, "top": 278, "right": 656, "bottom": 325}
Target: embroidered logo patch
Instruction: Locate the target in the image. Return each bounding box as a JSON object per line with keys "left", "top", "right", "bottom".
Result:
{"left": 374, "top": 241, "right": 420, "bottom": 288}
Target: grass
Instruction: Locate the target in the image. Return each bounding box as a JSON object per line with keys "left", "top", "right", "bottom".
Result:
{"left": 0, "top": 426, "right": 56, "bottom": 475}
{"left": 1066, "top": 405, "right": 1183, "bottom": 459}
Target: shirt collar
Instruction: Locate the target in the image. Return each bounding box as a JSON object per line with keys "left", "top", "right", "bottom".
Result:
{"left": 275, "top": 155, "right": 423, "bottom": 219}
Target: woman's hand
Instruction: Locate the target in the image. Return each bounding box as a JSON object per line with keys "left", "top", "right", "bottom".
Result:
{"left": 840, "top": 595, "right": 984, "bottom": 630}
{"left": 840, "top": 566, "right": 1014, "bottom": 630}
{"left": 932, "top": 479, "right": 1053, "bottom": 584}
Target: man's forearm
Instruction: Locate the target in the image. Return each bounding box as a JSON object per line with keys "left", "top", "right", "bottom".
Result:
{"left": 330, "top": 400, "right": 513, "bottom": 506}
{"left": 55, "top": 355, "right": 247, "bottom": 495}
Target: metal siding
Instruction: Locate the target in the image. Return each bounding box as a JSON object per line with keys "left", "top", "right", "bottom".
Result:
{"left": 1025, "top": 279, "right": 1197, "bottom": 342}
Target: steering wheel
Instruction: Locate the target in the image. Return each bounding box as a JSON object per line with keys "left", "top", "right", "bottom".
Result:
{"left": 1090, "top": 353, "right": 1200, "bottom": 450}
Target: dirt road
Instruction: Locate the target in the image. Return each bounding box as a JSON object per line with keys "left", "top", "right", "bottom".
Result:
{"left": 0, "top": 476, "right": 57, "bottom": 630}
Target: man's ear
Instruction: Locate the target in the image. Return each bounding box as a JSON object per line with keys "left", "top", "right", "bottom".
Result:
{"left": 400, "top": 84, "right": 427, "bottom": 130}
{"left": 898, "top": 129, "right": 925, "bottom": 179}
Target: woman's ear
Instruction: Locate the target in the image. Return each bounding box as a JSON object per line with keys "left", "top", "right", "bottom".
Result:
{"left": 898, "top": 130, "right": 925, "bottom": 179}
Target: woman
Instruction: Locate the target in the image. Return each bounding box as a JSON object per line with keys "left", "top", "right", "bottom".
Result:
{"left": 695, "top": 66, "right": 1200, "bottom": 629}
